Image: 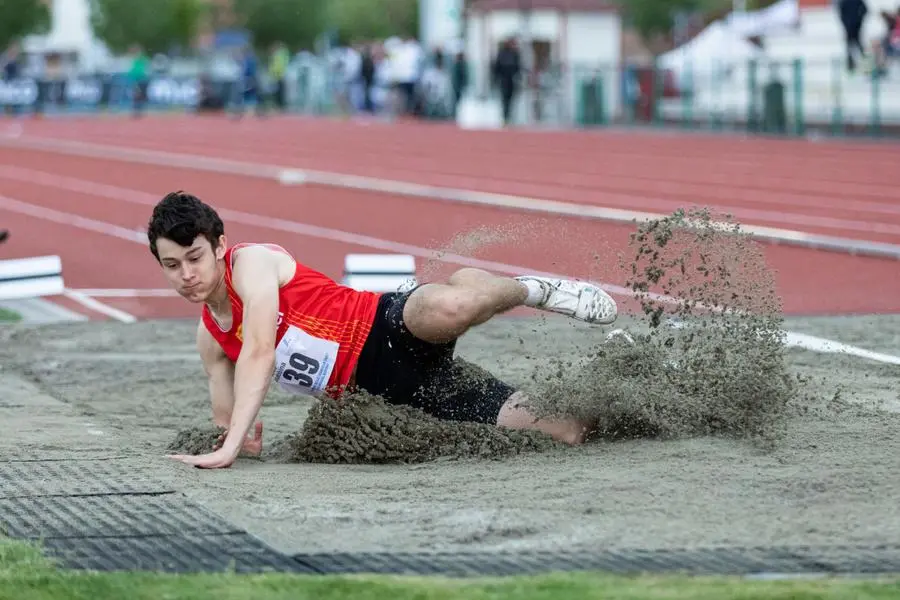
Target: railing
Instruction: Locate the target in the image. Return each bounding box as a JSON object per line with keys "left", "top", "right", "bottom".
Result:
{"left": 3, "top": 54, "right": 899, "bottom": 140}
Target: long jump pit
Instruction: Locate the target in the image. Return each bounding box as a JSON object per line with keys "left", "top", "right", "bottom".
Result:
{"left": 2, "top": 210, "right": 900, "bottom": 579}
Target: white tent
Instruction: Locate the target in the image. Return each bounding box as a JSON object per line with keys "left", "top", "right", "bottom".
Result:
{"left": 658, "top": 20, "right": 764, "bottom": 90}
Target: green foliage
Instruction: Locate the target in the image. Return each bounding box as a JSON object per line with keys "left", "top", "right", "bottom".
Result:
{"left": 231, "top": 0, "right": 329, "bottom": 52}
{"left": 89, "top": 0, "right": 206, "bottom": 54}
{"left": 326, "top": 0, "right": 418, "bottom": 45}
{"left": 0, "top": 0, "right": 50, "bottom": 52}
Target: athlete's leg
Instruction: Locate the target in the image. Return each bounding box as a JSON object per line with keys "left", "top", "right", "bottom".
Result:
{"left": 401, "top": 268, "right": 528, "bottom": 343}
{"left": 402, "top": 267, "right": 618, "bottom": 344}
{"left": 496, "top": 391, "right": 592, "bottom": 445}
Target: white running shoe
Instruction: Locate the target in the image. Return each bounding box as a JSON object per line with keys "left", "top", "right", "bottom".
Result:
{"left": 516, "top": 276, "right": 618, "bottom": 325}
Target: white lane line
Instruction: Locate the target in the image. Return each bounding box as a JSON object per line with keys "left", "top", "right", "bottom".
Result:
{"left": 70, "top": 288, "right": 179, "bottom": 298}
{"left": 1, "top": 192, "right": 897, "bottom": 365}
{"left": 1, "top": 134, "right": 899, "bottom": 259}
{"left": 62, "top": 289, "right": 137, "bottom": 323}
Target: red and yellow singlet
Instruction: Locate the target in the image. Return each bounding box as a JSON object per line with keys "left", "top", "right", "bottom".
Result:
{"left": 201, "top": 243, "right": 380, "bottom": 396}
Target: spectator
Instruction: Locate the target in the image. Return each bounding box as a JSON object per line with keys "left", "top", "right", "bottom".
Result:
{"left": 492, "top": 38, "right": 521, "bottom": 126}
{"left": 392, "top": 36, "right": 423, "bottom": 116}
{"left": 127, "top": 45, "right": 150, "bottom": 117}
{"left": 268, "top": 42, "right": 290, "bottom": 111}
{"left": 234, "top": 46, "right": 264, "bottom": 118}
{"left": 2, "top": 42, "right": 20, "bottom": 81}
{"left": 870, "top": 6, "right": 900, "bottom": 76}
{"left": 451, "top": 50, "right": 469, "bottom": 117}
{"left": 2, "top": 42, "right": 21, "bottom": 116}
{"left": 0, "top": 229, "right": 8, "bottom": 245}
{"left": 359, "top": 43, "right": 377, "bottom": 113}
{"left": 837, "top": 0, "right": 868, "bottom": 72}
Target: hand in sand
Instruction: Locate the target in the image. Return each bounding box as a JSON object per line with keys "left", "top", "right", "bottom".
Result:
{"left": 168, "top": 446, "right": 240, "bottom": 469}
{"left": 213, "top": 421, "right": 264, "bottom": 457}
{"left": 169, "top": 422, "right": 263, "bottom": 469}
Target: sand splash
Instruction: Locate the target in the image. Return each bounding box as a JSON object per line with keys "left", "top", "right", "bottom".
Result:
{"left": 169, "top": 209, "right": 803, "bottom": 461}
{"left": 526, "top": 208, "right": 800, "bottom": 447}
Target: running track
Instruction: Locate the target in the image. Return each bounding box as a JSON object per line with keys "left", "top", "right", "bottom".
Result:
{"left": 0, "top": 114, "right": 898, "bottom": 322}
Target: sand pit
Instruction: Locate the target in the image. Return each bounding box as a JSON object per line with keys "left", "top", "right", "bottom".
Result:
{"left": 2, "top": 211, "right": 900, "bottom": 557}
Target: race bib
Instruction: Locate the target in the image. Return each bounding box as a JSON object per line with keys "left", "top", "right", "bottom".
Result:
{"left": 273, "top": 325, "right": 338, "bottom": 395}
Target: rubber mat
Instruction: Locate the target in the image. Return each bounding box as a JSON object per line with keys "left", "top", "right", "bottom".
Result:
{"left": 0, "top": 460, "right": 173, "bottom": 498}
{"left": 40, "top": 533, "right": 318, "bottom": 574}
{"left": 291, "top": 545, "right": 900, "bottom": 577}
{"left": 0, "top": 494, "right": 242, "bottom": 539}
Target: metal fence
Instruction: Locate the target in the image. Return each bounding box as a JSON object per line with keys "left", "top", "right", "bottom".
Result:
{"left": 3, "top": 54, "right": 899, "bottom": 140}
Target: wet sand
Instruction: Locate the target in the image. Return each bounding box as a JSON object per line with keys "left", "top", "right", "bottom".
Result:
{"left": 2, "top": 313, "right": 899, "bottom": 556}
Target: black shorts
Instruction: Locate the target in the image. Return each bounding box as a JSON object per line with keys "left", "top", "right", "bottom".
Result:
{"left": 353, "top": 289, "right": 516, "bottom": 424}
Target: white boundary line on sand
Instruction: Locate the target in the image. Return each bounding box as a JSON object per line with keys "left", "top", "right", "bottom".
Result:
{"left": 62, "top": 289, "right": 137, "bottom": 323}
{"left": 0, "top": 296, "right": 89, "bottom": 323}
{"left": 1, "top": 134, "right": 899, "bottom": 260}
{"left": 1, "top": 192, "right": 898, "bottom": 366}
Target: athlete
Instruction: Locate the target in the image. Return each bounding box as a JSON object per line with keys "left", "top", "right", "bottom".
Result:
{"left": 149, "top": 191, "right": 619, "bottom": 469}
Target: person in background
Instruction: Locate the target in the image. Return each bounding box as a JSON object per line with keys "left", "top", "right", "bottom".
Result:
{"left": 869, "top": 6, "right": 900, "bottom": 76}
{"left": 127, "top": 45, "right": 150, "bottom": 117}
{"left": 0, "top": 229, "right": 9, "bottom": 245}
{"left": 837, "top": 0, "right": 868, "bottom": 71}
{"left": 492, "top": 37, "right": 521, "bottom": 126}
{"left": 268, "top": 42, "right": 290, "bottom": 111}
{"left": 235, "top": 45, "right": 264, "bottom": 118}
{"left": 359, "top": 42, "right": 377, "bottom": 113}
{"left": 451, "top": 50, "right": 469, "bottom": 118}
{"left": 2, "top": 42, "right": 21, "bottom": 116}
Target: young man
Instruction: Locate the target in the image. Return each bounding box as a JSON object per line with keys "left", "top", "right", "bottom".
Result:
{"left": 149, "top": 191, "right": 618, "bottom": 469}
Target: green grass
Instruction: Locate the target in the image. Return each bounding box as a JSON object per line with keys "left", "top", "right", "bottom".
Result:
{"left": 2, "top": 539, "right": 900, "bottom": 600}
{"left": 0, "top": 308, "right": 20, "bottom": 322}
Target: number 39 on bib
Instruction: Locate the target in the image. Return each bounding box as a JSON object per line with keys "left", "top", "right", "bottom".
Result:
{"left": 273, "top": 326, "right": 339, "bottom": 395}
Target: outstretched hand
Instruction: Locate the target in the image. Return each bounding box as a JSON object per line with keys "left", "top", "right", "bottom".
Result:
{"left": 214, "top": 421, "right": 264, "bottom": 457}
{"left": 168, "top": 421, "right": 264, "bottom": 469}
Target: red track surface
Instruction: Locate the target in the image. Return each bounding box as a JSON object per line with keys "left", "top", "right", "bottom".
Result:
{"left": 0, "top": 115, "right": 898, "bottom": 321}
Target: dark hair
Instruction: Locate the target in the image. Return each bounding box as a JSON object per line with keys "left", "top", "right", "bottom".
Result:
{"left": 147, "top": 191, "right": 225, "bottom": 261}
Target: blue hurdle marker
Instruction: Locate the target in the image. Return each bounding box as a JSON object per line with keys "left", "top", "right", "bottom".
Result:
{"left": 0, "top": 255, "right": 65, "bottom": 301}
{"left": 341, "top": 253, "right": 417, "bottom": 293}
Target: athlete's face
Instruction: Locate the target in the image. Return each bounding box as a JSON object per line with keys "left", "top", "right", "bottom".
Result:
{"left": 156, "top": 235, "right": 226, "bottom": 303}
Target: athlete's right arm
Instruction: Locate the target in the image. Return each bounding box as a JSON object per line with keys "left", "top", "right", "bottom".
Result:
{"left": 196, "top": 320, "right": 236, "bottom": 428}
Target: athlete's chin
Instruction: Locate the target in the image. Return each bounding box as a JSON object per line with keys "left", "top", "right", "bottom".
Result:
{"left": 179, "top": 286, "right": 209, "bottom": 303}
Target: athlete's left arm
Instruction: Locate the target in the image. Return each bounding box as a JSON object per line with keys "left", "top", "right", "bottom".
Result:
{"left": 219, "top": 246, "right": 280, "bottom": 459}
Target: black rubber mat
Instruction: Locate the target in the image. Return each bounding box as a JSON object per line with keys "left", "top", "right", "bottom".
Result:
{"left": 292, "top": 545, "right": 900, "bottom": 577}
{"left": 40, "top": 533, "right": 317, "bottom": 574}
{"left": 0, "top": 460, "right": 173, "bottom": 498}
{"left": 0, "top": 494, "right": 241, "bottom": 539}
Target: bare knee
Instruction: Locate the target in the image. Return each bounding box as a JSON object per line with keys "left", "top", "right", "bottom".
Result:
{"left": 496, "top": 392, "right": 588, "bottom": 446}
{"left": 448, "top": 268, "right": 493, "bottom": 286}
{"left": 404, "top": 286, "right": 489, "bottom": 343}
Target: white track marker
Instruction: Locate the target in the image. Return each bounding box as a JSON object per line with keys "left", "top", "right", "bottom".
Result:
{"left": 62, "top": 289, "right": 136, "bottom": 323}
{"left": 2, "top": 194, "right": 896, "bottom": 365}
{"left": 2, "top": 135, "right": 899, "bottom": 259}
{"left": 782, "top": 331, "right": 900, "bottom": 366}
{"left": 277, "top": 169, "right": 307, "bottom": 185}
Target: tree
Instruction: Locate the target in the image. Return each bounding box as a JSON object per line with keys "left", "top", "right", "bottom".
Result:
{"left": 89, "top": 0, "right": 205, "bottom": 55}
{"left": 0, "top": 0, "right": 50, "bottom": 52}
{"left": 231, "top": 0, "right": 328, "bottom": 51}
{"left": 327, "top": 0, "right": 418, "bottom": 45}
